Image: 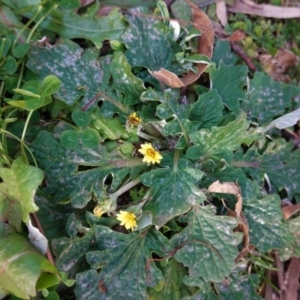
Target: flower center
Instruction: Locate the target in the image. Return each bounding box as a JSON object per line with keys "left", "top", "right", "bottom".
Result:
{"left": 146, "top": 148, "right": 156, "bottom": 158}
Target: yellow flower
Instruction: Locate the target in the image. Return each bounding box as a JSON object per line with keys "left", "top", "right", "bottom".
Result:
{"left": 93, "top": 204, "right": 105, "bottom": 218}
{"left": 116, "top": 211, "right": 137, "bottom": 230}
{"left": 138, "top": 143, "right": 162, "bottom": 165}
{"left": 127, "top": 112, "right": 142, "bottom": 126}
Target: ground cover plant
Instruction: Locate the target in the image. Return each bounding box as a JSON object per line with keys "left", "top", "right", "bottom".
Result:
{"left": 0, "top": 0, "right": 300, "bottom": 299}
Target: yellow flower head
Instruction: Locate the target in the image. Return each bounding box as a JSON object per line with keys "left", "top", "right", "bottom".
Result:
{"left": 93, "top": 204, "right": 105, "bottom": 218}
{"left": 116, "top": 211, "right": 137, "bottom": 230}
{"left": 127, "top": 112, "right": 142, "bottom": 126}
{"left": 138, "top": 143, "right": 163, "bottom": 165}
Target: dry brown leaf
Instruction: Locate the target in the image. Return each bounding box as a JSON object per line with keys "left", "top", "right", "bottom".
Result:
{"left": 181, "top": 0, "right": 214, "bottom": 86}
{"left": 281, "top": 257, "right": 300, "bottom": 300}
{"left": 208, "top": 180, "right": 249, "bottom": 261}
{"left": 282, "top": 203, "right": 300, "bottom": 220}
{"left": 150, "top": 68, "right": 184, "bottom": 88}
{"left": 216, "top": 0, "right": 228, "bottom": 26}
{"left": 228, "top": 0, "right": 300, "bottom": 18}
{"left": 208, "top": 180, "right": 242, "bottom": 217}
{"left": 259, "top": 49, "right": 298, "bottom": 82}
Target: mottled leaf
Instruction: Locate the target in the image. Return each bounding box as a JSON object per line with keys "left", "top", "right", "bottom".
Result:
{"left": 242, "top": 72, "right": 300, "bottom": 124}
{"left": 236, "top": 140, "right": 300, "bottom": 198}
{"left": 148, "top": 260, "right": 195, "bottom": 300}
{"left": 75, "top": 226, "right": 173, "bottom": 299}
{"left": 39, "top": 3, "right": 126, "bottom": 48}
{"left": 171, "top": 206, "right": 242, "bottom": 282}
{"left": 280, "top": 215, "right": 300, "bottom": 261}
{"left": 186, "top": 113, "right": 249, "bottom": 161}
{"left": 140, "top": 157, "right": 205, "bottom": 227}
{"left": 27, "top": 39, "right": 105, "bottom": 110}
{"left": 243, "top": 194, "right": 293, "bottom": 253}
{"left": 30, "top": 130, "right": 139, "bottom": 208}
{"left": 52, "top": 228, "right": 95, "bottom": 276}
{"left": 121, "top": 7, "right": 181, "bottom": 73}
{"left": 110, "top": 51, "right": 145, "bottom": 106}
{"left": 216, "top": 272, "right": 262, "bottom": 300}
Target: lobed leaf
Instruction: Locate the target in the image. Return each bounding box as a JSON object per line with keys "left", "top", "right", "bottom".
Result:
{"left": 242, "top": 72, "right": 300, "bottom": 124}
{"left": 140, "top": 157, "right": 205, "bottom": 227}
{"left": 0, "top": 157, "right": 43, "bottom": 226}
{"left": 75, "top": 226, "right": 173, "bottom": 299}
{"left": 171, "top": 206, "right": 242, "bottom": 282}
{"left": 243, "top": 194, "right": 293, "bottom": 253}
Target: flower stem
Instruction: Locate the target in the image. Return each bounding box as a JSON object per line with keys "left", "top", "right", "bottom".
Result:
{"left": 111, "top": 177, "right": 141, "bottom": 199}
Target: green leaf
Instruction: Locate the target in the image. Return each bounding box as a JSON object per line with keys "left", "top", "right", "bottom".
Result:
{"left": 4, "top": 55, "right": 17, "bottom": 74}
{"left": 236, "top": 140, "right": 300, "bottom": 198}
{"left": 216, "top": 272, "right": 262, "bottom": 300}
{"left": 186, "top": 113, "right": 249, "bottom": 160}
{"left": 0, "top": 157, "right": 43, "bottom": 225}
{"left": 59, "top": 0, "right": 80, "bottom": 9}
{"left": 27, "top": 39, "right": 105, "bottom": 109}
{"left": 148, "top": 260, "right": 195, "bottom": 300}
{"left": 110, "top": 51, "right": 145, "bottom": 106}
{"left": 140, "top": 157, "right": 205, "bottom": 226}
{"left": 41, "top": 75, "right": 62, "bottom": 96}
{"left": 71, "top": 110, "right": 90, "bottom": 128}
{"left": 52, "top": 229, "right": 95, "bottom": 275}
{"left": 40, "top": 3, "right": 127, "bottom": 48}
{"left": 75, "top": 226, "right": 173, "bottom": 299}
{"left": 30, "top": 130, "right": 135, "bottom": 208}
{"left": 244, "top": 194, "right": 293, "bottom": 253}
{"left": 121, "top": 7, "right": 181, "bottom": 72}
{"left": 60, "top": 130, "right": 80, "bottom": 150}
{"left": 0, "top": 233, "right": 59, "bottom": 299}
{"left": 210, "top": 62, "right": 248, "bottom": 110}
{"left": 189, "top": 89, "right": 224, "bottom": 129}
{"left": 0, "top": 37, "right": 11, "bottom": 57}
{"left": 242, "top": 72, "right": 300, "bottom": 124}
{"left": 12, "top": 43, "right": 30, "bottom": 58}
{"left": 171, "top": 206, "right": 242, "bottom": 282}
{"left": 81, "top": 128, "right": 100, "bottom": 149}
{"left": 25, "top": 96, "right": 45, "bottom": 110}
{"left": 13, "top": 88, "right": 40, "bottom": 98}
{"left": 279, "top": 216, "right": 300, "bottom": 261}
{"left": 90, "top": 113, "right": 129, "bottom": 140}
{"left": 260, "top": 107, "right": 300, "bottom": 132}
{"left": 35, "top": 194, "right": 73, "bottom": 240}
{"left": 212, "top": 40, "right": 238, "bottom": 66}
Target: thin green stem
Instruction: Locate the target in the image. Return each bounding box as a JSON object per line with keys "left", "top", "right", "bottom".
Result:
{"left": 20, "top": 110, "right": 34, "bottom": 163}
{"left": 26, "top": 4, "right": 57, "bottom": 43}
{"left": 12, "top": 5, "right": 42, "bottom": 49}
{"left": 111, "top": 177, "right": 141, "bottom": 199}
{"left": 0, "top": 129, "right": 38, "bottom": 167}
{"left": 16, "top": 60, "right": 25, "bottom": 89}
{"left": 173, "top": 149, "right": 181, "bottom": 172}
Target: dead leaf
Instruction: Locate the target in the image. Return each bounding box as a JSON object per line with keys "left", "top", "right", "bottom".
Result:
{"left": 208, "top": 180, "right": 249, "bottom": 261}
{"left": 208, "top": 180, "right": 242, "bottom": 217}
{"left": 228, "top": 0, "right": 300, "bottom": 18}
{"left": 150, "top": 68, "right": 184, "bottom": 88}
{"left": 216, "top": 0, "right": 228, "bottom": 26}
{"left": 225, "top": 30, "right": 246, "bottom": 42}
{"left": 282, "top": 203, "right": 300, "bottom": 220}
{"left": 273, "top": 49, "right": 299, "bottom": 74}
{"left": 259, "top": 49, "right": 298, "bottom": 82}
{"left": 181, "top": 0, "right": 214, "bottom": 86}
